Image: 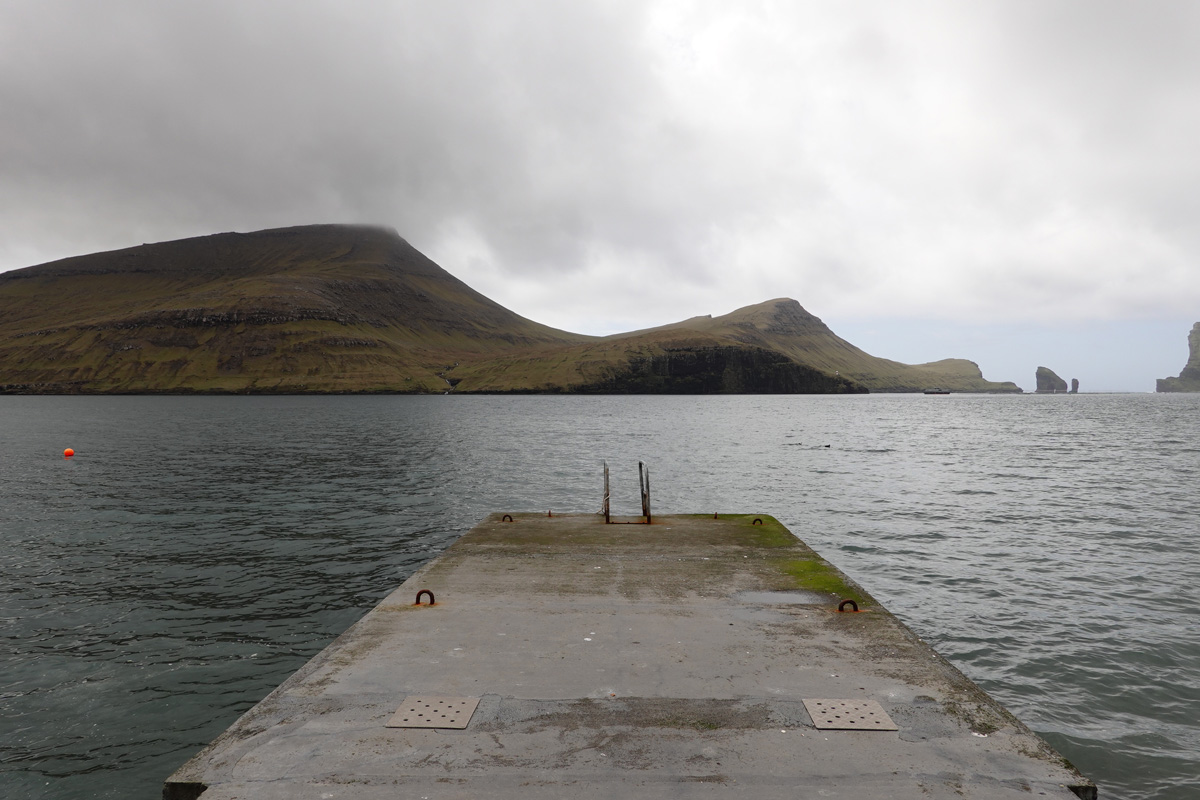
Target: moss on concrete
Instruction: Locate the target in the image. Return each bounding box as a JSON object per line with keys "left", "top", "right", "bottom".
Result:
{"left": 771, "top": 557, "right": 870, "bottom": 604}
{"left": 697, "top": 514, "right": 799, "bottom": 548}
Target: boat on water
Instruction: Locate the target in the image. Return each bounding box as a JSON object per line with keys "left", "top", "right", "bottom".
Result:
{"left": 923, "top": 388, "right": 951, "bottom": 395}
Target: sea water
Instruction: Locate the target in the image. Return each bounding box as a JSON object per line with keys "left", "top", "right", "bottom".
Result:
{"left": 1, "top": 394, "right": 1197, "bottom": 799}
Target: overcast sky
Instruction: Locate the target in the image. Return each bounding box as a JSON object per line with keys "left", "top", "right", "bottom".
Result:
{"left": 3, "top": 0, "right": 1198, "bottom": 391}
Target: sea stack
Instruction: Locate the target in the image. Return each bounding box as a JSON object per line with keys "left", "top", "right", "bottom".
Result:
{"left": 1035, "top": 366, "right": 1068, "bottom": 393}
{"left": 1070, "top": 378, "right": 1079, "bottom": 394}
{"left": 1156, "top": 322, "right": 1200, "bottom": 392}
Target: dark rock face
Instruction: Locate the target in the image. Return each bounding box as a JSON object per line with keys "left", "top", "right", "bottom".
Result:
{"left": 1070, "top": 378, "right": 1079, "bottom": 394}
{"left": 1157, "top": 322, "right": 1200, "bottom": 392}
{"left": 1035, "top": 367, "right": 1068, "bottom": 393}
{"left": 576, "top": 346, "right": 868, "bottom": 394}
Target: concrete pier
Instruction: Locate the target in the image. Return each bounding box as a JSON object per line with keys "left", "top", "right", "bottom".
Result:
{"left": 165, "top": 513, "right": 1096, "bottom": 799}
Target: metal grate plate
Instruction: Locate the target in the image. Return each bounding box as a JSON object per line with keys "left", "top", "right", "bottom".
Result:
{"left": 386, "top": 696, "right": 480, "bottom": 729}
{"left": 803, "top": 699, "right": 898, "bottom": 731}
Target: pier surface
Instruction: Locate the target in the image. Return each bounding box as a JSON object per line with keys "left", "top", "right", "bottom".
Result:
{"left": 166, "top": 513, "right": 1094, "bottom": 799}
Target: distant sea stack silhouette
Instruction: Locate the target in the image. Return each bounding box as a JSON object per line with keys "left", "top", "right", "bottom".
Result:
{"left": 1070, "top": 378, "right": 1079, "bottom": 394}
{"left": 1035, "top": 367, "right": 1068, "bottom": 393}
{"left": 1156, "top": 322, "right": 1200, "bottom": 392}
{"left": 0, "top": 224, "right": 1021, "bottom": 394}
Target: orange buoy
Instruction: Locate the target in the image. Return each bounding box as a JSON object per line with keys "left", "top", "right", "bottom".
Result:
{"left": 63, "top": 448, "right": 75, "bottom": 458}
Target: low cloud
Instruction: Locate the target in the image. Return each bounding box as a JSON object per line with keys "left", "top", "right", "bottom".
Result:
{"left": 3, "top": 0, "right": 1198, "bottom": 366}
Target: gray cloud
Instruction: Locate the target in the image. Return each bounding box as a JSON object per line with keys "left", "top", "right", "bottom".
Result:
{"left": 2, "top": 1, "right": 1198, "bottom": 388}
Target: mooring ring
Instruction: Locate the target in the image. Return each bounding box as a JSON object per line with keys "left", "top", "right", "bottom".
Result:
{"left": 415, "top": 590, "right": 435, "bottom": 606}
{"left": 838, "top": 599, "right": 858, "bottom": 612}
{"left": 752, "top": 518, "right": 763, "bottom": 526}
{"left": 502, "top": 514, "right": 513, "bottom": 522}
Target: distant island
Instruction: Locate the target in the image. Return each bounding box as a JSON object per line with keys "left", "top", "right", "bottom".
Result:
{"left": 0, "top": 225, "right": 1022, "bottom": 394}
{"left": 1035, "top": 366, "right": 1068, "bottom": 393}
{"left": 1156, "top": 322, "right": 1200, "bottom": 392}
{"left": 1035, "top": 366, "right": 1077, "bottom": 394}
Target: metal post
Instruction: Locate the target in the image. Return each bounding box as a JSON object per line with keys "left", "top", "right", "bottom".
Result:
{"left": 639, "top": 461, "right": 651, "bottom": 522}
{"left": 602, "top": 460, "right": 611, "bottom": 524}
{"left": 644, "top": 464, "right": 651, "bottom": 524}
{"left": 638, "top": 461, "right": 645, "bottom": 517}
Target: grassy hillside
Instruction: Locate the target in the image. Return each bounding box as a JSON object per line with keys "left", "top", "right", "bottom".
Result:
{"left": 456, "top": 298, "right": 1016, "bottom": 393}
{"left": 0, "top": 225, "right": 590, "bottom": 393}
{"left": 0, "top": 225, "right": 1019, "bottom": 394}
{"left": 625, "top": 298, "right": 1019, "bottom": 393}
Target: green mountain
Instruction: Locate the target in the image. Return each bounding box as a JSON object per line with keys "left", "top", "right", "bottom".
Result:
{"left": 1156, "top": 322, "right": 1200, "bottom": 392}
{"left": 0, "top": 225, "right": 1020, "bottom": 394}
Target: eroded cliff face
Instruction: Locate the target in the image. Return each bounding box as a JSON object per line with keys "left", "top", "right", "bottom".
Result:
{"left": 1035, "top": 366, "right": 1068, "bottom": 393}
{"left": 572, "top": 346, "right": 868, "bottom": 394}
{"left": 1157, "top": 322, "right": 1200, "bottom": 392}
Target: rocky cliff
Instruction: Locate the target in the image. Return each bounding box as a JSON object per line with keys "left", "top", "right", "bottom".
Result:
{"left": 1156, "top": 322, "right": 1200, "bottom": 392}
{"left": 1035, "top": 366, "right": 1068, "bottom": 393}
